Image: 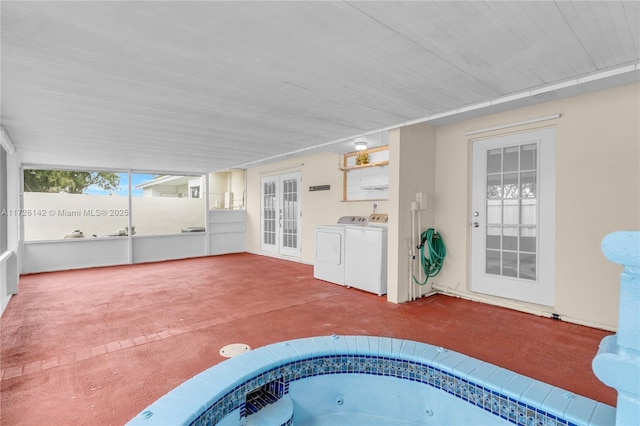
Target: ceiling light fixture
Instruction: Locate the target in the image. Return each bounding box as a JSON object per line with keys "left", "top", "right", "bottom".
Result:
{"left": 354, "top": 140, "right": 368, "bottom": 151}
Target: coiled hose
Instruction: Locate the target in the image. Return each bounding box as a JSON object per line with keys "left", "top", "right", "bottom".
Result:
{"left": 413, "top": 228, "right": 446, "bottom": 286}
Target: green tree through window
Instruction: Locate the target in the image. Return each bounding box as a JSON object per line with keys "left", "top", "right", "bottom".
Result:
{"left": 24, "top": 170, "right": 119, "bottom": 194}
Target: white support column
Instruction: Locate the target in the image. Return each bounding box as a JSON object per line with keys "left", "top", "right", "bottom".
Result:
{"left": 387, "top": 123, "right": 436, "bottom": 304}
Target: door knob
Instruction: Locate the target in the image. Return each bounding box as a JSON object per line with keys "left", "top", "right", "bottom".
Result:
{"left": 472, "top": 222, "right": 479, "bottom": 228}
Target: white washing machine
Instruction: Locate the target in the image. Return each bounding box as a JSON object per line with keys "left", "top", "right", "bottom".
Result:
{"left": 314, "top": 216, "right": 368, "bottom": 286}
{"left": 344, "top": 214, "right": 388, "bottom": 296}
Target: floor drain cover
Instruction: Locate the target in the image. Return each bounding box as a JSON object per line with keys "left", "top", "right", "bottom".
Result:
{"left": 219, "top": 343, "right": 251, "bottom": 358}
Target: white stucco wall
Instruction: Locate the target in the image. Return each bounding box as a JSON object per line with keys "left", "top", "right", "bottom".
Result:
{"left": 432, "top": 82, "right": 639, "bottom": 330}
{"left": 387, "top": 123, "right": 436, "bottom": 303}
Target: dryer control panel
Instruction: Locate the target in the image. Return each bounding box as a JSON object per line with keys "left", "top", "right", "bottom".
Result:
{"left": 368, "top": 213, "right": 388, "bottom": 224}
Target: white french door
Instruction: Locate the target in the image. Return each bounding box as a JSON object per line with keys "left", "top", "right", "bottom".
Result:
{"left": 261, "top": 172, "right": 301, "bottom": 257}
{"left": 471, "top": 128, "right": 556, "bottom": 306}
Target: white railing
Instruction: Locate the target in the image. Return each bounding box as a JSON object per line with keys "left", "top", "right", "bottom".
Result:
{"left": 0, "top": 250, "right": 18, "bottom": 314}
{"left": 593, "top": 230, "right": 640, "bottom": 425}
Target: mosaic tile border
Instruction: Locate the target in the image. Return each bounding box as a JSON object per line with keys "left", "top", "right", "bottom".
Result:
{"left": 190, "top": 354, "right": 577, "bottom": 426}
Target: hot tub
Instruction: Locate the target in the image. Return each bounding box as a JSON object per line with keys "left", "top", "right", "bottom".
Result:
{"left": 127, "top": 335, "right": 614, "bottom": 426}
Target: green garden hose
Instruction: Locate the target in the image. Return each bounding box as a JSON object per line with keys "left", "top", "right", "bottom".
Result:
{"left": 413, "top": 228, "right": 446, "bottom": 286}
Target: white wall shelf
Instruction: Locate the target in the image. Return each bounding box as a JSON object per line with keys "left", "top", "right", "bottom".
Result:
{"left": 341, "top": 146, "right": 389, "bottom": 201}
{"left": 339, "top": 160, "right": 389, "bottom": 172}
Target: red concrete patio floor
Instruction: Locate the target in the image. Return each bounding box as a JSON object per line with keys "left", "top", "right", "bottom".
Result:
{"left": 0, "top": 253, "right": 616, "bottom": 425}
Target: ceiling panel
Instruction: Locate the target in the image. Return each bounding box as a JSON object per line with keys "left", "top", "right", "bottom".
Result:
{"left": 1, "top": 1, "right": 638, "bottom": 172}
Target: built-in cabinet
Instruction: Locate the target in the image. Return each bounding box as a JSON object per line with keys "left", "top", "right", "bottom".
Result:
{"left": 341, "top": 146, "right": 389, "bottom": 201}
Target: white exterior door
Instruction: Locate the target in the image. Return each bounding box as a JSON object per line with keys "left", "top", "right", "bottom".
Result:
{"left": 471, "top": 128, "right": 556, "bottom": 306}
{"left": 261, "top": 172, "right": 301, "bottom": 257}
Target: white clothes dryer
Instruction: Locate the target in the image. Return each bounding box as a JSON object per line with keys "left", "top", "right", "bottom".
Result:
{"left": 314, "top": 216, "right": 367, "bottom": 286}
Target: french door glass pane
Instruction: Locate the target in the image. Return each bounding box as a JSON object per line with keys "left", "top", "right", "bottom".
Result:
{"left": 282, "top": 178, "right": 297, "bottom": 249}
{"left": 263, "top": 182, "right": 276, "bottom": 245}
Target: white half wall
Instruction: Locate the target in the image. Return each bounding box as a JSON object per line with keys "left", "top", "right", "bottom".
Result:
{"left": 1, "top": 251, "right": 18, "bottom": 313}
{"left": 209, "top": 210, "right": 246, "bottom": 255}
{"left": 132, "top": 234, "right": 207, "bottom": 264}
{"left": 23, "top": 238, "right": 129, "bottom": 273}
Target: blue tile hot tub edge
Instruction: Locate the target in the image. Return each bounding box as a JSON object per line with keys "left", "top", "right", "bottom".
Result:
{"left": 126, "top": 335, "right": 615, "bottom": 426}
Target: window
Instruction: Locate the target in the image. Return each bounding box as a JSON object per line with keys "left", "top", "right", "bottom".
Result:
{"left": 131, "top": 173, "right": 205, "bottom": 235}
{"left": 22, "top": 168, "right": 129, "bottom": 241}
{"left": 190, "top": 186, "right": 200, "bottom": 199}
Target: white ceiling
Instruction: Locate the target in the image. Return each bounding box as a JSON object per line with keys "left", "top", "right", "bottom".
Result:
{"left": 2, "top": 1, "right": 639, "bottom": 173}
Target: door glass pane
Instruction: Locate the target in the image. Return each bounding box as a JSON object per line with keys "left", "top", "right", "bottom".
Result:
{"left": 502, "top": 226, "right": 518, "bottom": 251}
{"left": 486, "top": 250, "right": 500, "bottom": 275}
{"left": 503, "top": 146, "right": 519, "bottom": 172}
{"left": 521, "top": 199, "right": 536, "bottom": 225}
{"left": 503, "top": 172, "right": 519, "bottom": 198}
{"left": 486, "top": 226, "right": 501, "bottom": 249}
{"left": 486, "top": 174, "right": 501, "bottom": 199}
{"left": 521, "top": 171, "right": 536, "bottom": 198}
{"left": 519, "top": 253, "right": 536, "bottom": 280}
{"left": 487, "top": 200, "right": 502, "bottom": 224}
{"left": 502, "top": 252, "right": 518, "bottom": 277}
{"left": 503, "top": 199, "right": 518, "bottom": 225}
{"left": 520, "top": 144, "right": 537, "bottom": 171}
{"left": 487, "top": 149, "right": 502, "bottom": 173}
{"left": 520, "top": 226, "right": 536, "bottom": 252}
